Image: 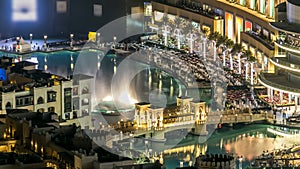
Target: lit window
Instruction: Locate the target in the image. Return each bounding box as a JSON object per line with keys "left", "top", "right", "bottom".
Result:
{"left": 57, "top": 1, "right": 67, "bottom": 13}
{"left": 94, "top": 4, "right": 102, "bottom": 17}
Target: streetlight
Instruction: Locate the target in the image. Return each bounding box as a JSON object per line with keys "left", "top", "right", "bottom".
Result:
{"left": 43, "top": 35, "right": 48, "bottom": 50}
{"left": 29, "top": 33, "right": 33, "bottom": 44}
{"left": 16, "top": 37, "right": 20, "bottom": 52}
{"left": 70, "top": 34, "right": 74, "bottom": 48}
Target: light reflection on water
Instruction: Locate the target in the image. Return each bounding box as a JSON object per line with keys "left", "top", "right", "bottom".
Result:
{"left": 162, "top": 124, "right": 290, "bottom": 169}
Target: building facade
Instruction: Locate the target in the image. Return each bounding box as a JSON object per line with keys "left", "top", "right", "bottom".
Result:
{"left": 0, "top": 58, "right": 93, "bottom": 125}
{"left": 258, "top": 0, "right": 300, "bottom": 113}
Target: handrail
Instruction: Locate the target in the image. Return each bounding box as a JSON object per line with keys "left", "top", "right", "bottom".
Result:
{"left": 258, "top": 71, "right": 300, "bottom": 93}
{"left": 270, "top": 57, "right": 300, "bottom": 70}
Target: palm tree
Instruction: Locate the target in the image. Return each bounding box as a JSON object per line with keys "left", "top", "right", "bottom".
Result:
{"left": 243, "top": 50, "right": 256, "bottom": 84}
{"left": 162, "top": 13, "right": 169, "bottom": 25}
{"left": 231, "top": 43, "right": 245, "bottom": 73}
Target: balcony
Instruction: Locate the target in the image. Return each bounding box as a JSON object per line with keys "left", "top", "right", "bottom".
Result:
{"left": 275, "top": 40, "right": 300, "bottom": 55}
{"left": 270, "top": 57, "right": 300, "bottom": 73}
{"left": 258, "top": 72, "right": 300, "bottom": 95}
{"left": 244, "top": 31, "right": 274, "bottom": 50}
{"left": 152, "top": 0, "right": 222, "bottom": 19}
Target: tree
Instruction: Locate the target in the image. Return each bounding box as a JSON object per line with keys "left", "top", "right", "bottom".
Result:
{"left": 162, "top": 13, "right": 169, "bottom": 25}
{"left": 244, "top": 49, "right": 256, "bottom": 62}
{"left": 231, "top": 43, "right": 245, "bottom": 55}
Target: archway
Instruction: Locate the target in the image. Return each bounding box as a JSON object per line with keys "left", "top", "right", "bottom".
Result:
{"left": 37, "top": 97, "right": 44, "bottom": 104}
{"left": 5, "top": 102, "right": 12, "bottom": 109}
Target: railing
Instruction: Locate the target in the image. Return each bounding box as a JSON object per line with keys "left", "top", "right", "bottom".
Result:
{"left": 275, "top": 40, "right": 300, "bottom": 54}
{"left": 152, "top": 0, "right": 221, "bottom": 19}
{"left": 270, "top": 57, "right": 300, "bottom": 71}
{"left": 258, "top": 71, "right": 300, "bottom": 94}
{"left": 244, "top": 31, "right": 274, "bottom": 50}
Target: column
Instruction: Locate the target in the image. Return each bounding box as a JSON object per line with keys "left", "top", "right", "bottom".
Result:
{"left": 279, "top": 91, "right": 283, "bottom": 105}
{"left": 295, "top": 96, "right": 298, "bottom": 111}
{"left": 270, "top": 88, "right": 273, "bottom": 100}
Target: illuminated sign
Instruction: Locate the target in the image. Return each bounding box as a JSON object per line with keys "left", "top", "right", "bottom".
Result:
{"left": 12, "top": 0, "right": 37, "bottom": 22}
{"left": 0, "top": 69, "right": 6, "bottom": 81}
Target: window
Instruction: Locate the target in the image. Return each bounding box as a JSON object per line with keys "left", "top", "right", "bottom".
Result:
{"left": 48, "top": 107, "right": 55, "bottom": 112}
{"left": 82, "top": 109, "right": 89, "bottom": 116}
{"left": 47, "top": 91, "right": 57, "bottom": 102}
{"left": 56, "top": 1, "right": 67, "bottom": 13}
{"left": 81, "top": 87, "right": 89, "bottom": 94}
{"left": 94, "top": 4, "right": 102, "bottom": 17}
{"left": 73, "top": 97, "right": 79, "bottom": 110}
{"left": 64, "top": 88, "right": 72, "bottom": 112}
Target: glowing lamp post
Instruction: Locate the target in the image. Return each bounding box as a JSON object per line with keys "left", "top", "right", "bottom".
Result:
{"left": 173, "top": 28, "right": 182, "bottom": 49}
{"left": 250, "top": 62, "right": 254, "bottom": 85}
{"left": 162, "top": 25, "right": 170, "bottom": 47}
{"left": 212, "top": 41, "right": 217, "bottom": 61}
{"left": 29, "top": 33, "right": 33, "bottom": 44}
{"left": 113, "top": 36, "right": 117, "bottom": 44}
{"left": 70, "top": 34, "right": 74, "bottom": 48}
{"left": 238, "top": 53, "right": 242, "bottom": 74}
{"left": 16, "top": 37, "right": 20, "bottom": 52}
{"left": 43, "top": 35, "right": 48, "bottom": 50}
{"left": 186, "top": 32, "right": 197, "bottom": 53}
{"left": 222, "top": 50, "right": 226, "bottom": 67}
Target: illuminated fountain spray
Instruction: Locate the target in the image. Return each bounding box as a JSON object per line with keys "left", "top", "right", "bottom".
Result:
{"left": 113, "top": 58, "right": 117, "bottom": 75}
{"left": 44, "top": 56, "right": 47, "bottom": 71}
{"left": 97, "top": 54, "right": 101, "bottom": 70}
{"left": 70, "top": 54, "right": 74, "bottom": 71}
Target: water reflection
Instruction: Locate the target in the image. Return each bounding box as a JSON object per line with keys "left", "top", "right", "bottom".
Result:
{"left": 162, "top": 124, "right": 282, "bottom": 169}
